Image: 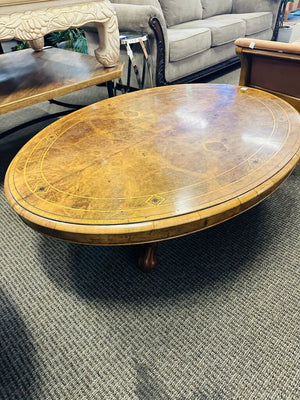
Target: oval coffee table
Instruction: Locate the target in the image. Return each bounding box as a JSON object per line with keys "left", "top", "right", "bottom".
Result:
{"left": 5, "top": 84, "right": 300, "bottom": 271}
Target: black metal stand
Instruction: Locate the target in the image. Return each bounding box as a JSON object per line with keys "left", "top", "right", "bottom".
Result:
{"left": 48, "top": 80, "right": 115, "bottom": 109}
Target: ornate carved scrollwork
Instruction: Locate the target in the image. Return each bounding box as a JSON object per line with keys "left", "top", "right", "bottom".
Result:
{"left": 0, "top": 0, "right": 120, "bottom": 67}
{"left": 149, "top": 17, "right": 167, "bottom": 86}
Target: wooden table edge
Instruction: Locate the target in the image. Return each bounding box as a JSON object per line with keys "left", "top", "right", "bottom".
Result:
{"left": 0, "top": 47, "right": 123, "bottom": 114}
{"left": 5, "top": 152, "right": 299, "bottom": 246}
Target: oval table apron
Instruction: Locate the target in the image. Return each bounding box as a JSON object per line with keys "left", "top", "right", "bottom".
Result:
{"left": 4, "top": 84, "right": 300, "bottom": 271}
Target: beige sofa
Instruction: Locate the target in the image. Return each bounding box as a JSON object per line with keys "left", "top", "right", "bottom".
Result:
{"left": 84, "top": 0, "right": 282, "bottom": 87}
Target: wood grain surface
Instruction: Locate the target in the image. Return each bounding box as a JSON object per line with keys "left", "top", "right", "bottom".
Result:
{"left": 5, "top": 84, "right": 300, "bottom": 246}
{"left": 0, "top": 0, "right": 50, "bottom": 5}
{"left": 0, "top": 47, "right": 123, "bottom": 114}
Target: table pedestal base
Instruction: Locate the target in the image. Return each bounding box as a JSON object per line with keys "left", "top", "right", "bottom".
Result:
{"left": 138, "top": 243, "right": 159, "bottom": 272}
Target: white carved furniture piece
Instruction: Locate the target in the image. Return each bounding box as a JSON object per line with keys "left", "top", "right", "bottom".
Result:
{"left": 0, "top": 0, "right": 120, "bottom": 67}
{"left": 0, "top": 0, "right": 123, "bottom": 116}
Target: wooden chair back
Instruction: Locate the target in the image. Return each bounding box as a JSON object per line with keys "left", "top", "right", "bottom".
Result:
{"left": 235, "top": 38, "right": 300, "bottom": 112}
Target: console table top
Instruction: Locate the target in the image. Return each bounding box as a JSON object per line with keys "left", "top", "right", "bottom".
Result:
{"left": 0, "top": 47, "right": 123, "bottom": 114}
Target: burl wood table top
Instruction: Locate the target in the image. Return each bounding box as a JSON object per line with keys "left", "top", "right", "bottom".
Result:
{"left": 5, "top": 84, "right": 300, "bottom": 246}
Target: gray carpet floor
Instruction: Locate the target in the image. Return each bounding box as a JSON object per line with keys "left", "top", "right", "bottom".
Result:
{"left": 0, "top": 67, "right": 299, "bottom": 400}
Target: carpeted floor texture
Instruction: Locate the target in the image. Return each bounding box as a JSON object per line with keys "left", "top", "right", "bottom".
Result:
{"left": 0, "top": 69, "right": 299, "bottom": 400}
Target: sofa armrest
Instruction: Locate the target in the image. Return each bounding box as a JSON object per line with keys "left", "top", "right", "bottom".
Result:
{"left": 109, "top": 3, "right": 169, "bottom": 86}
{"left": 112, "top": 3, "right": 167, "bottom": 37}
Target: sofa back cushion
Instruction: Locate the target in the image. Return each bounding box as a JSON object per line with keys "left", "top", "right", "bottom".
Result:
{"left": 232, "top": 0, "right": 276, "bottom": 13}
{"left": 201, "top": 0, "right": 232, "bottom": 19}
{"left": 158, "top": 0, "right": 203, "bottom": 27}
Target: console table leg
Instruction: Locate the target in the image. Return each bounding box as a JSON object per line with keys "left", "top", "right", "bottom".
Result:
{"left": 138, "top": 242, "right": 159, "bottom": 272}
{"left": 94, "top": 20, "right": 120, "bottom": 67}
{"left": 106, "top": 80, "right": 115, "bottom": 97}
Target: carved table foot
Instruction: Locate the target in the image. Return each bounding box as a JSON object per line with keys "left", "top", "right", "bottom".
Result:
{"left": 29, "top": 37, "right": 44, "bottom": 51}
{"left": 138, "top": 242, "right": 159, "bottom": 272}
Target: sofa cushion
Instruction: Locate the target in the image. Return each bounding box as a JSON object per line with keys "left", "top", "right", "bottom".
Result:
{"left": 168, "top": 28, "right": 211, "bottom": 61}
{"left": 209, "top": 12, "right": 272, "bottom": 35}
{"left": 158, "top": 0, "right": 203, "bottom": 27}
{"left": 172, "top": 17, "right": 246, "bottom": 47}
{"left": 235, "top": 12, "right": 272, "bottom": 35}
{"left": 201, "top": 0, "right": 232, "bottom": 19}
{"left": 232, "top": 0, "right": 275, "bottom": 13}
